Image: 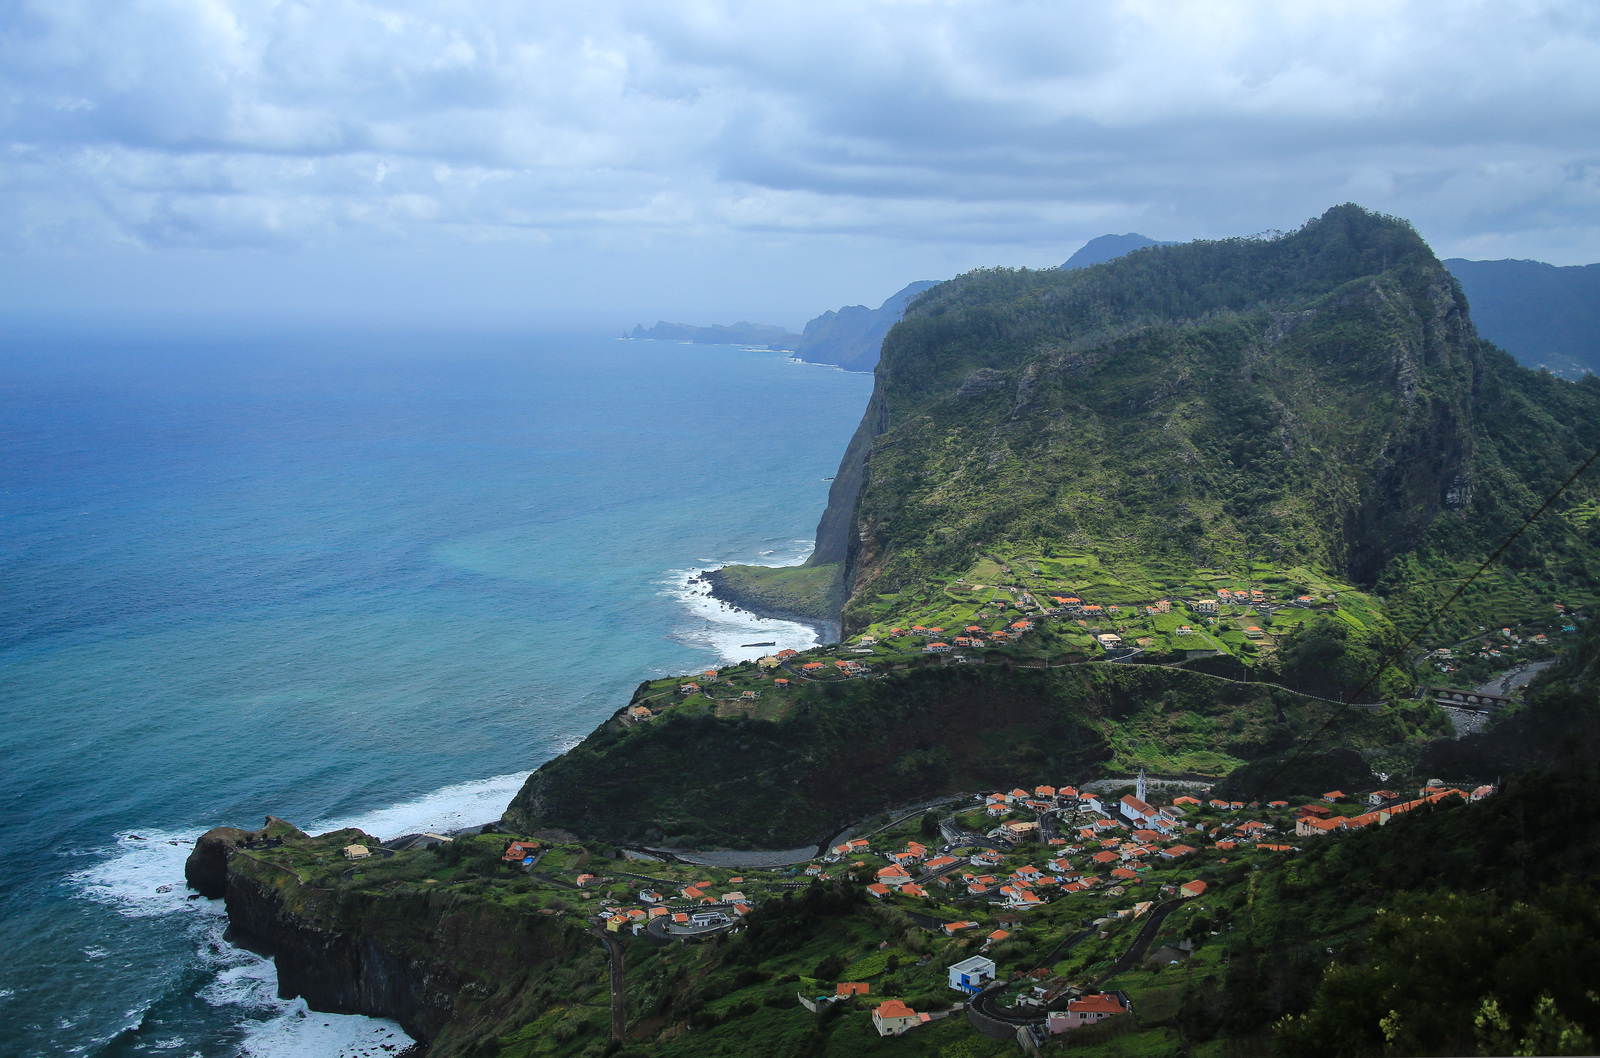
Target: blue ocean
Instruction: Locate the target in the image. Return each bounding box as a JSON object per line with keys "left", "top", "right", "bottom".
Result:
{"left": 0, "top": 325, "right": 873, "bottom": 1057}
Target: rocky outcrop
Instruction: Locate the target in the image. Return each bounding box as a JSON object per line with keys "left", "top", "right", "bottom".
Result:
{"left": 184, "top": 820, "right": 590, "bottom": 1054}
{"left": 185, "top": 816, "right": 307, "bottom": 898}
{"left": 223, "top": 863, "right": 459, "bottom": 1043}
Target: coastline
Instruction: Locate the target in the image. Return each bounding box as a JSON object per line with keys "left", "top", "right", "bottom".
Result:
{"left": 698, "top": 565, "right": 840, "bottom": 644}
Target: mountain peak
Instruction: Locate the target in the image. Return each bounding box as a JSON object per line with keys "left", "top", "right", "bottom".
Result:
{"left": 1060, "top": 232, "right": 1178, "bottom": 269}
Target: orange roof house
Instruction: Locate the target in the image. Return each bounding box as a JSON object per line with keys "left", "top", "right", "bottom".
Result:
{"left": 837, "top": 982, "right": 870, "bottom": 996}
{"left": 872, "top": 1000, "right": 924, "bottom": 1036}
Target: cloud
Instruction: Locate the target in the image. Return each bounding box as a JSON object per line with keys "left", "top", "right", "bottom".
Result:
{"left": 0, "top": 0, "right": 1597, "bottom": 264}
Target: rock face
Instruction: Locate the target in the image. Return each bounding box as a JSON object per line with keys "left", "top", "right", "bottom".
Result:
{"left": 184, "top": 818, "right": 591, "bottom": 1053}
{"left": 223, "top": 864, "right": 460, "bottom": 1043}
{"left": 185, "top": 816, "right": 306, "bottom": 898}
{"left": 791, "top": 280, "right": 939, "bottom": 373}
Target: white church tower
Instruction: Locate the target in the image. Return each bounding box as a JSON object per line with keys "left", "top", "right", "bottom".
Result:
{"left": 1136, "top": 769, "right": 1148, "bottom": 805}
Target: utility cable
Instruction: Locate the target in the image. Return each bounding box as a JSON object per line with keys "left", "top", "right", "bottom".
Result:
{"left": 1249, "top": 444, "right": 1600, "bottom": 804}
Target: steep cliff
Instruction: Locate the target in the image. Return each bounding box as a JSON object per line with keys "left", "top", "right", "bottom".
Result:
{"left": 186, "top": 823, "right": 593, "bottom": 1054}
{"left": 805, "top": 205, "right": 1600, "bottom": 638}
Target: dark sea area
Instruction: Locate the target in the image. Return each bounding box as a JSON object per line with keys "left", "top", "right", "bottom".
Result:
{"left": 0, "top": 324, "right": 873, "bottom": 1056}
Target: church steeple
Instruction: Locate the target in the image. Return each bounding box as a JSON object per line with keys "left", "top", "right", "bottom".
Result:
{"left": 1136, "top": 769, "right": 1148, "bottom": 804}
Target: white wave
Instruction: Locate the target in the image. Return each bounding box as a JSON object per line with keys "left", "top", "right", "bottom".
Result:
{"left": 661, "top": 567, "right": 823, "bottom": 664}
{"left": 69, "top": 830, "right": 207, "bottom": 919}
{"left": 308, "top": 771, "right": 530, "bottom": 841}
{"left": 65, "top": 770, "right": 534, "bottom": 1058}
{"left": 194, "top": 914, "right": 414, "bottom": 1058}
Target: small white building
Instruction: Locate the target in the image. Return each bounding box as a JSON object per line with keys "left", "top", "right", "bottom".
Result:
{"left": 948, "top": 955, "right": 997, "bottom": 994}
{"left": 342, "top": 845, "right": 371, "bottom": 861}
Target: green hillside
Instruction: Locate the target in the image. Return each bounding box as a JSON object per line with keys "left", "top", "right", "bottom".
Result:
{"left": 836, "top": 205, "right": 1600, "bottom": 646}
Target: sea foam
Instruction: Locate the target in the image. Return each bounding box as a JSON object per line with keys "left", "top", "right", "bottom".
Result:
{"left": 69, "top": 769, "right": 535, "bottom": 1058}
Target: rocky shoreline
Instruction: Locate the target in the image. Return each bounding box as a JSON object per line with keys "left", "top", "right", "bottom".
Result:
{"left": 697, "top": 567, "right": 840, "bottom": 643}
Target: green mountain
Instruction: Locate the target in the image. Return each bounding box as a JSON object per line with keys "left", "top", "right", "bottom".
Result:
{"left": 1445, "top": 257, "right": 1600, "bottom": 379}
{"left": 725, "top": 206, "right": 1600, "bottom": 646}
{"left": 1059, "top": 232, "right": 1178, "bottom": 269}
{"left": 511, "top": 205, "right": 1600, "bottom": 848}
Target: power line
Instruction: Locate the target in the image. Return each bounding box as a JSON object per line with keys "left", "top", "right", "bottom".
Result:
{"left": 1249, "top": 445, "right": 1600, "bottom": 804}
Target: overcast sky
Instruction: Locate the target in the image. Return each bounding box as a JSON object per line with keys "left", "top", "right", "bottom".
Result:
{"left": 2, "top": 0, "right": 1597, "bottom": 327}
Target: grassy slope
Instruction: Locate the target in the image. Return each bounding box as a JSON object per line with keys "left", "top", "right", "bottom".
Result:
{"left": 505, "top": 662, "right": 1435, "bottom": 849}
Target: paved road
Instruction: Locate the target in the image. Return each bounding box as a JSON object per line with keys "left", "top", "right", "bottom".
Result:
{"left": 593, "top": 930, "right": 626, "bottom": 1041}
{"left": 1094, "top": 900, "right": 1180, "bottom": 984}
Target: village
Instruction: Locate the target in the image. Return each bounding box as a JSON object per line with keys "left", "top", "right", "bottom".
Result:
{"left": 311, "top": 766, "right": 1497, "bottom": 1053}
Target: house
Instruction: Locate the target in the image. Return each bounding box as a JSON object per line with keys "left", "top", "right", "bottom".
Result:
{"left": 576, "top": 874, "right": 596, "bottom": 887}
{"left": 1470, "top": 784, "right": 1496, "bottom": 802}
{"left": 638, "top": 889, "right": 661, "bottom": 904}
{"left": 1047, "top": 992, "right": 1132, "bottom": 1033}
{"left": 701, "top": 670, "right": 719, "bottom": 682}
{"left": 801, "top": 662, "right": 825, "bottom": 672}
{"left": 1097, "top": 633, "right": 1125, "bottom": 649}
{"left": 757, "top": 655, "right": 781, "bottom": 669}
{"left": 1159, "top": 844, "right": 1195, "bottom": 859}
{"left": 1244, "top": 626, "right": 1264, "bottom": 638}
{"left": 690, "top": 911, "right": 727, "bottom": 927}
{"left": 982, "top": 929, "right": 1010, "bottom": 950}
{"left": 923, "top": 641, "right": 952, "bottom": 653}
{"left": 1003, "top": 820, "right": 1039, "bottom": 838}
{"left": 739, "top": 690, "right": 758, "bottom": 700}
{"left": 1110, "top": 867, "right": 1139, "bottom": 880}
{"left": 1322, "top": 791, "right": 1346, "bottom": 803}
{"left": 1367, "top": 790, "right": 1397, "bottom": 806}
{"left": 1296, "top": 816, "right": 1347, "bottom": 837}
{"left": 777, "top": 649, "right": 799, "bottom": 658}
{"left": 681, "top": 885, "right": 705, "bottom": 899}
{"left": 877, "top": 865, "right": 912, "bottom": 886}
{"left": 1268, "top": 800, "right": 1289, "bottom": 808}
{"left": 1175, "top": 625, "right": 1195, "bottom": 635}
{"left": 1297, "top": 803, "right": 1335, "bottom": 819}
{"left": 720, "top": 891, "right": 746, "bottom": 904}
{"left": 872, "top": 1000, "right": 925, "bottom": 1036}
{"left": 1179, "top": 879, "right": 1208, "bottom": 898}
{"left": 342, "top": 845, "right": 371, "bottom": 861}
{"left": 1194, "top": 599, "right": 1218, "bottom": 614}
{"left": 942, "top": 920, "right": 980, "bottom": 936}
{"left": 902, "top": 883, "right": 929, "bottom": 899}
{"left": 924, "top": 855, "right": 959, "bottom": 872}
{"left": 774, "top": 678, "right": 789, "bottom": 687}
{"left": 678, "top": 682, "right": 700, "bottom": 694}
{"left": 838, "top": 982, "right": 870, "bottom": 997}
{"left": 1091, "top": 850, "right": 1121, "bottom": 865}
{"left": 1120, "top": 794, "right": 1158, "bottom": 825}
{"left": 948, "top": 955, "right": 997, "bottom": 994}
{"left": 1014, "top": 864, "right": 1043, "bottom": 881}
{"left": 500, "top": 841, "right": 539, "bottom": 863}
{"left": 824, "top": 840, "right": 852, "bottom": 860}
{"left": 866, "top": 883, "right": 891, "bottom": 899}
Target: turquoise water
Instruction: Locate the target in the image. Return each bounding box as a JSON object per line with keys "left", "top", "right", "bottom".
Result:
{"left": 0, "top": 326, "right": 872, "bottom": 1056}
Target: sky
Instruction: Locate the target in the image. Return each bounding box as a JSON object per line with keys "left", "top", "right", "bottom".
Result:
{"left": 1, "top": 0, "right": 1598, "bottom": 328}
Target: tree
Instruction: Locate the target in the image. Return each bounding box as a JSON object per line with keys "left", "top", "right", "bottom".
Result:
{"left": 920, "top": 811, "right": 942, "bottom": 839}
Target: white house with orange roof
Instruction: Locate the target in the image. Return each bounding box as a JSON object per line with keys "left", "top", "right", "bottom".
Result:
{"left": 872, "top": 1000, "right": 926, "bottom": 1036}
